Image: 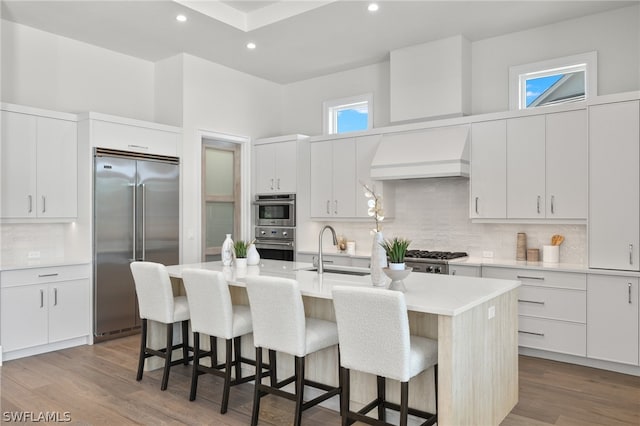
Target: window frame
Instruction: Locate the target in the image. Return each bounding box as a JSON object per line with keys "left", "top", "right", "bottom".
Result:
{"left": 509, "top": 52, "right": 597, "bottom": 110}
{"left": 322, "top": 93, "right": 373, "bottom": 135}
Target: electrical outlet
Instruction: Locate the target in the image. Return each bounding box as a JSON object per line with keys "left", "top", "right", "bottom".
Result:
{"left": 488, "top": 306, "right": 496, "bottom": 319}
{"left": 28, "top": 251, "right": 41, "bottom": 259}
{"left": 483, "top": 251, "right": 494, "bottom": 258}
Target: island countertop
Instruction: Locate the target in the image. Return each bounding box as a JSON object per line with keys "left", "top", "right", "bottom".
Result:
{"left": 165, "top": 259, "right": 520, "bottom": 317}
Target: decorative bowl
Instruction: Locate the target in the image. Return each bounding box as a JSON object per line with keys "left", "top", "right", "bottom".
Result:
{"left": 382, "top": 267, "right": 412, "bottom": 292}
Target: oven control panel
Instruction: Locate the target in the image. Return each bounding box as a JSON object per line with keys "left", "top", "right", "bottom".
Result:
{"left": 255, "top": 226, "right": 295, "bottom": 241}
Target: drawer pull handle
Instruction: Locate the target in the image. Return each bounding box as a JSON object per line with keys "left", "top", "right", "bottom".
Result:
{"left": 516, "top": 275, "right": 544, "bottom": 280}
{"left": 40, "top": 289, "right": 44, "bottom": 308}
{"left": 518, "top": 299, "right": 545, "bottom": 305}
{"left": 38, "top": 273, "right": 59, "bottom": 278}
{"left": 54, "top": 288, "right": 58, "bottom": 306}
{"left": 536, "top": 195, "right": 541, "bottom": 214}
{"left": 629, "top": 283, "right": 633, "bottom": 304}
{"left": 270, "top": 178, "right": 274, "bottom": 190}
{"left": 475, "top": 197, "right": 479, "bottom": 215}
{"left": 630, "top": 244, "right": 634, "bottom": 265}
{"left": 28, "top": 195, "right": 33, "bottom": 213}
{"left": 518, "top": 330, "right": 544, "bottom": 337}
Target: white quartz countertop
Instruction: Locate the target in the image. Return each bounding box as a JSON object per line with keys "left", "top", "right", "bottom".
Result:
{"left": 0, "top": 259, "right": 91, "bottom": 271}
{"left": 165, "top": 259, "right": 520, "bottom": 317}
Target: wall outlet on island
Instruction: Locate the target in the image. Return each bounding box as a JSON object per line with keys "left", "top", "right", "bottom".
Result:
{"left": 28, "top": 251, "right": 41, "bottom": 259}
{"left": 488, "top": 305, "right": 496, "bottom": 320}
{"left": 482, "top": 251, "right": 494, "bottom": 258}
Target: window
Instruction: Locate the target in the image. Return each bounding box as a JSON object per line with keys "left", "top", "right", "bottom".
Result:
{"left": 323, "top": 93, "right": 373, "bottom": 134}
{"left": 509, "top": 52, "right": 597, "bottom": 110}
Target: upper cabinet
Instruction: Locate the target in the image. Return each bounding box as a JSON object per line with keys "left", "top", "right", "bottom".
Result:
{"left": 470, "top": 120, "right": 507, "bottom": 219}
{"left": 1, "top": 106, "right": 78, "bottom": 220}
{"left": 254, "top": 135, "right": 306, "bottom": 195}
{"left": 589, "top": 99, "right": 640, "bottom": 271}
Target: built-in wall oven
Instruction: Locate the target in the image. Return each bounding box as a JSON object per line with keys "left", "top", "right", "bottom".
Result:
{"left": 254, "top": 194, "right": 296, "bottom": 261}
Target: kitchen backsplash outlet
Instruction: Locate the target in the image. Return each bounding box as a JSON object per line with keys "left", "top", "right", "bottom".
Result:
{"left": 304, "top": 177, "right": 587, "bottom": 265}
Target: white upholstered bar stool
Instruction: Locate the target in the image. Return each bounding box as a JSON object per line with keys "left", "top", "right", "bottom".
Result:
{"left": 182, "top": 269, "right": 265, "bottom": 414}
{"left": 130, "top": 261, "right": 192, "bottom": 391}
{"left": 332, "top": 286, "right": 438, "bottom": 426}
{"left": 245, "top": 276, "right": 342, "bottom": 426}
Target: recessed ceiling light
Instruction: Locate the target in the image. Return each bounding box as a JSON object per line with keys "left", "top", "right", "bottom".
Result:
{"left": 176, "top": 14, "right": 187, "bottom": 22}
{"left": 246, "top": 42, "right": 257, "bottom": 50}
{"left": 368, "top": 3, "right": 379, "bottom": 12}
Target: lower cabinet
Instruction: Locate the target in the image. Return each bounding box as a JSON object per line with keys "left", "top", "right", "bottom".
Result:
{"left": 1, "top": 264, "right": 91, "bottom": 358}
{"left": 448, "top": 264, "right": 481, "bottom": 277}
{"left": 587, "top": 274, "right": 639, "bottom": 365}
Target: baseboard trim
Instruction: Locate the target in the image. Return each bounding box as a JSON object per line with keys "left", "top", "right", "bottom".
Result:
{"left": 519, "top": 347, "right": 640, "bottom": 376}
{"left": 2, "top": 336, "right": 90, "bottom": 362}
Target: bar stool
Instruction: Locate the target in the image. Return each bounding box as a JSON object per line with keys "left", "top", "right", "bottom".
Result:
{"left": 332, "top": 286, "right": 438, "bottom": 426}
{"left": 245, "top": 276, "right": 342, "bottom": 426}
{"left": 182, "top": 269, "right": 266, "bottom": 414}
{"left": 130, "top": 261, "right": 192, "bottom": 391}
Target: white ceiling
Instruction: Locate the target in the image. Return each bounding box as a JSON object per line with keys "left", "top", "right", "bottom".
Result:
{"left": 1, "top": 0, "right": 635, "bottom": 84}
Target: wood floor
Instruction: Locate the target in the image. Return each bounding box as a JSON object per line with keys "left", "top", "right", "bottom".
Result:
{"left": 1, "top": 335, "right": 638, "bottom": 425}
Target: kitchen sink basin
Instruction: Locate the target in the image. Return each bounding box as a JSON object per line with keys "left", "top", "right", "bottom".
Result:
{"left": 300, "top": 267, "right": 370, "bottom": 276}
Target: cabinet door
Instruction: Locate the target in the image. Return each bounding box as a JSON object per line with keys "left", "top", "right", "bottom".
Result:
{"left": 470, "top": 120, "right": 507, "bottom": 218}
{"left": 1, "top": 111, "right": 37, "bottom": 218}
{"left": 48, "top": 279, "right": 90, "bottom": 343}
{"left": 275, "top": 140, "right": 297, "bottom": 193}
{"left": 254, "top": 143, "right": 276, "bottom": 194}
{"left": 36, "top": 117, "right": 78, "bottom": 218}
{"left": 546, "top": 110, "right": 587, "bottom": 219}
{"left": 332, "top": 139, "right": 356, "bottom": 217}
{"left": 589, "top": 100, "right": 640, "bottom": 270}
{"left": 507, "top": 115, "right": 546, "bottom": 219}
{"left": 587, "top": 275, "right": 639, "bottom": 365}
{"left": 1, "top": 285, "right": 48, "bottom": 351}
{"left": 310, "top": 142, "right": 333, "bottom": 218}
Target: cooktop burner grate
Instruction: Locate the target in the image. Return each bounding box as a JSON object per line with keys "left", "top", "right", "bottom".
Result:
{"left": 405, "top": 250, "right": 468, "bottom": 260}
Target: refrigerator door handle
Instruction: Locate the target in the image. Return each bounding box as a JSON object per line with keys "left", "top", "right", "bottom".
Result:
{"left": 131, "top": 183, "right": 137, "bottom": 261}
{"left": 141, "top": 183, "right": 146, "bottom": 261}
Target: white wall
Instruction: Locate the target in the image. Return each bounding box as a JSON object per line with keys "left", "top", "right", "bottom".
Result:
{"left": 154, "top": 55, "right": 184, "bottom": 127}
{"left": 1, "top": 20, "right": 155, "bottom": 121}
{"left": 179, "top": 54, "right": 283, "bottom": 263}
{"left": 472, "top": 4, "right": 640, "bottom": 114}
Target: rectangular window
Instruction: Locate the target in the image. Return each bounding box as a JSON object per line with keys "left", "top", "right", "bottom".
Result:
{"left": 323, "top": 94, "right": 373, "bottom": 134}
{"left": 509, "top": 52, "right": 597, "bottom": 110}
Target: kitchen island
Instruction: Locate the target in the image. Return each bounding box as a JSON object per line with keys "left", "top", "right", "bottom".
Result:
{"left": 163, "top": 260, "right": 520, "bottom": 426}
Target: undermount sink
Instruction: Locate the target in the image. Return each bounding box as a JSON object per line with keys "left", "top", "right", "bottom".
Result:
{"left": 300, "top": 267, "right": 371, "bottom": 276}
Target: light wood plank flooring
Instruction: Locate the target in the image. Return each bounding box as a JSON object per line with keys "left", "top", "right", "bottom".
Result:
{"left": 1, "top": 336, "right": 638, "bottom": 425}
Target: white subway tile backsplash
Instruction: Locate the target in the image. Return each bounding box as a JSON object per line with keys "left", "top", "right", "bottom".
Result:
{"left": 1, "top": 224, "right": 69, "bottom": 266}
{"left": 304, "top": 178, "right": 586, "bottom": 265}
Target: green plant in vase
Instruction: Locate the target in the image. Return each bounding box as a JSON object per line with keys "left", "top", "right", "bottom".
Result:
{"left": 234, "top": 240, "right": 248, "bottom": 267}
{"left": 380, "top": 237, "right": 411, "bottom": 270}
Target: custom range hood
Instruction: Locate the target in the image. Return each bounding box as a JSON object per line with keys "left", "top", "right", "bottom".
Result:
{"left": 370, "top": 125, "right": 470, "bottom": 180}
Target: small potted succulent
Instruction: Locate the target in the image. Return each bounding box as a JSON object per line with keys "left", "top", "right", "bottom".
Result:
{"left": 234, "top": 240, "right": 248, "bottom": 268}
{"left": 380, "top": 237, "right": 411, "bottom": 270}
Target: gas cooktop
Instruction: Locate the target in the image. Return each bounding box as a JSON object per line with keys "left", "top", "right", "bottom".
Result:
{"left": 405, "top": 250, "right": 468, "bottom": 261}
{"left": 403, "top": 250, "right": 468, "bottom": 274}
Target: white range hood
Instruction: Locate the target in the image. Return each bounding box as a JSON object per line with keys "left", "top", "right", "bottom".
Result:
{"left": 370, "top": 125, "right": 470, "bottom": 180}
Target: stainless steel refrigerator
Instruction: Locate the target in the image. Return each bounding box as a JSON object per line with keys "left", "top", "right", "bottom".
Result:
{"left": 94, "top": 149, "right": 179, "bottom": 341}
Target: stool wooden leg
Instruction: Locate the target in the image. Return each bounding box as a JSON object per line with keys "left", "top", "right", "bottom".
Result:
{"left": 161, "top": 323, "right": 173, "bottom": 391}
{"left": 136, "top": 319, "right": 147, "bottom": 381}
{"left": 377, "top": 375, "right": 386, "bottom": 421}
{"left": 294, "top": 356, "right": 305, "bottom": 426}
{"left": 434, "top": 364, "right": 438, "bottom": 413}
{"left": 251, "top": 347, "right": 263, "bottom": 426}
{"left": 182, "top": 320, "right": 189, "bottom": 365}
{"left": 233, "top": 336, "right": 242, "bottom": 380}
{"left": 189, "top": 332, "right": 200, "bottom": 401}
{"left": 340, "top": 367, "right": 350, "bottom": 426}
{"left": 268, "top": 349, "right": 277, "bottom": 386}
{"left": 399, "top": 381, "right": 409, "bottom": 426}
{"left": 221, "top": 339, "right": 233, "bottom": 414}
{"left": 210, "top": 336, "right": 218, "bottom": 366}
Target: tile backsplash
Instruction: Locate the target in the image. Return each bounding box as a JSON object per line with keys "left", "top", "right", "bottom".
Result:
{"left": 306, "top": 177, "right": 587, "bottom": 265}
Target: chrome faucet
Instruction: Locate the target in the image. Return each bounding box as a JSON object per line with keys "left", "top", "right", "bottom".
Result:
{"left": 317, "top": 225, "right": 338, "bottom": 274}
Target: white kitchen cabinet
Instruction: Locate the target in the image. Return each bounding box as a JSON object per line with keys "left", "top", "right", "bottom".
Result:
{"left": 470, "top": 120, "right": 506, "bottom": 219}
{"left": 356, "top": 134, "right": 395, "bottom": 219}
{"left": 449, "top": 264, "right": 481, "bottom": 277}
{"left": 589, "top": 100, "right": 640, "bottom": 270}
{"left": 587, "top": 274, "right": 639, "bottom": 365}
{"left": 1, "top": 264, "right": 91, "bottom": 359}
{"left": 88, "top": 116, "right": 179, "bottom": 157}
{"left": 506, "top": 115, "right": 546, "bottom": 219}
{"left": 1, "top": 108, "right": 77, "bottom": 219}
{"left": 482, "top": 267, "right": 587, "bottom": 356}
{"left": 310, "top": 138, "right": 356, "bottom": 218}
{"left": 254, "top": 137, "right": 299, "bottom": 194}
{"left": 545, "top": 110, "right": 587, "bottom": 219}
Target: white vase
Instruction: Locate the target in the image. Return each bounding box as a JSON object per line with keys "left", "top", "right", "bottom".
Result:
{"left": 247, "top": 243, "right": 260, "bottom": 265}
{"left": 235, "top": 258, "right": 247, "bottom": 268}
{"left": 389, "top": 262, "right": 406, "bottom": 270}
{"left": 221, "top": 234, "right": 234, "bottom": 266}
{"left": 370, "top": 231, "right": 388, "bottom": 287}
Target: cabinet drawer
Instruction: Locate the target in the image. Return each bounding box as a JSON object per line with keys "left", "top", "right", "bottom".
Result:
{"left": 92, "top": 120, "right": 179, "bottom": 157}
{"left": 482, "top": 267, "right": 586, "bottom": 290}
{"left": 518, "top": 285, "right": 585, "bottom": 322}
{"left": 449, "top": 264, "right": 481, "bottom": 277}
{"left": 1, "top": 264, "right": 91, "bottom": 287}
{"left": 518, "top": 316, "right": 586, "bottom": 356}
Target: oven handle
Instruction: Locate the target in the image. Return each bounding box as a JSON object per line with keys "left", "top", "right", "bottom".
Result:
{"left": 253, "top": 200, "right": 295, "bottom": 206}
{"left": 254, "top": 241, "right": 295, "bottom": 250}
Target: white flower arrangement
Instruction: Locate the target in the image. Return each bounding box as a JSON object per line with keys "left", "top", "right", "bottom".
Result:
{"left": 361, "top": 182, "right": 384, "bottom": 233}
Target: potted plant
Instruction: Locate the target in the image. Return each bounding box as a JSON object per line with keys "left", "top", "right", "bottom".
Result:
{"left": 234, "top": 240, "right": 248, "bottom": 268}
{"left": 380, "top": 237, "right": 411, "bottom": 270}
